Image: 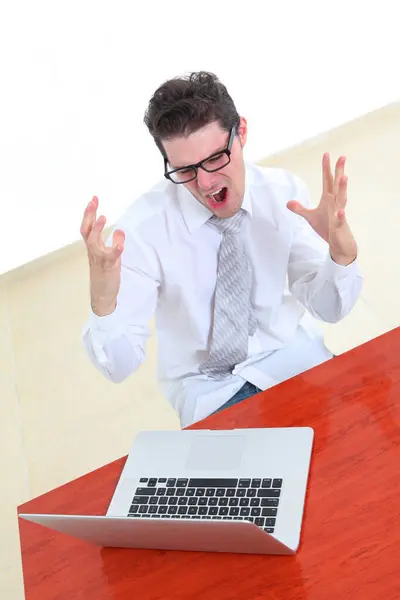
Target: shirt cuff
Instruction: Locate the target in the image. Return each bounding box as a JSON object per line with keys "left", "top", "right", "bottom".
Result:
{"left": 321, "top": 253, "right": 360, "bottom": 282}
{"left": 89, "top": 304, "right": 124, "bottom": 334}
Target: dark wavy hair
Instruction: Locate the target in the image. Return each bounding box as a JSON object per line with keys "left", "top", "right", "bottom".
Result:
{"left": 144, "top": 71, "right": 240, "bottom": 154}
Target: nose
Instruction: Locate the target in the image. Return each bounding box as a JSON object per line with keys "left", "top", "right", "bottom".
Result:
{"left": 196, "top": 168, "right": 219, "bottom": 192}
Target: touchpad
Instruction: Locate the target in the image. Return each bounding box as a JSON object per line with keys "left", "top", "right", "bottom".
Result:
{"left": 185, "top": 435, "right": 245, "bottom": 470}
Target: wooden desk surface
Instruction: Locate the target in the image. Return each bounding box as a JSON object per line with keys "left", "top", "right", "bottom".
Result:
{"left": 18, "top": 329, "right": 400, "bottom": 599}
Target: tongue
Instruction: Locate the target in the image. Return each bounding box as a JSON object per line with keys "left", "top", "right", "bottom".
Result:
{"left": 213, "top": 188, "right": 226, "bottom": 202}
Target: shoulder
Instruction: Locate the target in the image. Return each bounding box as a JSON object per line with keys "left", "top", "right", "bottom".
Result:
{"left": 247, "top": 162, "right": 308, "bottom": 196}
{"left": 115, "top": 177, "right": 178, "bottom": 239}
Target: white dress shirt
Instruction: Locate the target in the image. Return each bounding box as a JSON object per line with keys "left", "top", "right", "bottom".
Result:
{"left": 82, "top": 163, "right": 363, "bottom": 427}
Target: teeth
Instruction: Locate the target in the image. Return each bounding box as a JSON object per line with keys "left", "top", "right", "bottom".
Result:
{"left": 210, "top": 188, "right": 222, "bottom": 197}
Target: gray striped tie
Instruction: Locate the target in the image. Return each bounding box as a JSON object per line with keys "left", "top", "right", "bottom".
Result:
{"left": 200, "top": 209, "right": 257, "bottom": 379}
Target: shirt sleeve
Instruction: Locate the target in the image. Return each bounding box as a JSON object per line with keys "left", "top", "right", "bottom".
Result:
{"left": 81, "top": 226, "right": 160, "bottom": 382}
{"left": 287, "top": 174, "right": 363, "bottom": 323}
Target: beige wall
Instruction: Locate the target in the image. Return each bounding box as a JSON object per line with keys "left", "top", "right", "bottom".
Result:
{"left": 1, "top": 102, "right": 399, "bottom": 599}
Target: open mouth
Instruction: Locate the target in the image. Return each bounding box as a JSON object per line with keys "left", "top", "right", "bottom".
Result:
{"left": 207, "top": 187, "right": 228, "bottom": 205}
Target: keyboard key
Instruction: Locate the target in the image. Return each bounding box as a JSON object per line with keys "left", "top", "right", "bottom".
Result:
{"left": 148, "top": 506, "right": 158, "bottom": 514}
{"left": 233, "top": 516, "right": 242, "bottom": 520}
{"left": 199, "top": 507, "right": 208, "bottom": 516}
{"left": 139, "top": 505, "right": 148, "bottom": 514}
{"left": 176, "top": 479, "right": 188, "bottom": 487}
{"left": 250, "top": 498, "right": 260, "bottom": 507}
{"left": 166, "top": 488, "right": 175, "bottom": 496}
{"left": 188, "top": 506, "right": 198, "bottom": 515}
{"left": 159, "top": 506, "right": 168, "bottom": 514}
{"left": 251, "top": 479, "right": 261, "bottom": 488}
{"left": 262, "top": 479, "right": 272, "bottom": 488}
{"left": 128, "top": 505, "right": 139, "bottom": 514}
{"left": 166, "top": 478, "right": 176, "bottom": 487}
{"left": 246, "top": 489, "right": 256, "bottom": 497}
{"left": 148, "top": 478, "right": 157, "bottom": 487}
{"left": 239, "top": 479, "right": 251, "bottom": 488}
{"left": 247, "top": 517, "right": 255, "bottom": 523}
{"left": 209, "top": 507, "right": 218, "bottom": 516}
{"left": 229, "top": 498, "right": 239, "bottom": 506}
{"left": 226, "top": 489, "right": 235, "bottom": 497}
{"left": 230, "top": 507, "right": 239, "bottom": 516}
{"left": 216, "top": 489, "right": 225, "bottom": 497}
{"left": 255, "top": 517, "right": 265, "bottom": 527}
{"left": 158, "top": 478, "right": 167, "bottom": 483}
{"left": 185, "top": 488, "right": 195, "bottom": 497}
{"left": 156, "top": 488, "right": 166, "bottom": 496}
{"left": 168, "top": 506, "right": 178, "bottom": 515}
{"left": 178, "top": 506, "right": 188, "bottom": 515}
{"left": 178, "top": 497, "right": 188, "bottom": 505}
{"left": 196, "top": 489, "right": 205, "bottom": 497}
{"left": 251, "top": 507, "right": 261, "bottom": 516}
{"left": 188, "top": 479, "right": 238, "bottom": 488}
{"left": 128, "top": 513, "right": 139, "bottom": 517}
{"left": 237, "top": 489, "right": 246, "bottom": 497}
{"left": 219, "top": 507, "right": 229, "bottom": 516}
{"left": 265, "top": 518, "right": 276, "bottom": 527}
{"left": 132, "top": 496, "right": 148, "bottom": 505}
{"left": 188, "top": 497, "right": 197, "bottom": 506}
{"left": 158, "top": 497, "right": 168, "bottom": 505}
{"left": 265, "top": 527, "right": 275, "bottom": 534}
{"left": 136, "top": 487, "right": 156, "bottom": 496}
{"left": 208, "top": 498, "right": 218, "bottom": 506}
{"left": 239, "top": 498, "right": 249, "bottom": 507}
{"left": 257, "top": 489, "right": 281, "bottom": 498}
{"left": 199, "top": 498, "right": 207, "bottom": 506}
{"left": 261, "top": 498, "right": 279, "bottom": 507}
{"left": 176, "top": 488, "right": 185, "bottom": 496}
{"left": 262, "top": 508, "right": 278, "bottom": 517}
{"left": 139, "top": 477, "right": 148, "bottom": 483}
{"left": 272, "top": 479, "right": 282, "bottom": 488}
{"left": 218, "top": 498, "right": 228, "bottom": 506}
{"left": 240, "top": 507, "right": 250, "bottom": 516}
{"left": 149, "top": 497, "right": 158, "bottom": 505}
{"left": 168, "top": 497, "right": 178, "bottom": 506}
{"left": 206, "top": 489, "right": 215, "bottom": 497}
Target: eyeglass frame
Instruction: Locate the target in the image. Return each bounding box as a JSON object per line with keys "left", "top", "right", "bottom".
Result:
{"left": 163, "top": 125, "right": 237, "bottom": 184}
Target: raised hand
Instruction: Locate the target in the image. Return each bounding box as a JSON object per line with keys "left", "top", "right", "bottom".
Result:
{"left": 287, "top": 153, "right": 358, "bottom": 266}
{"left": 80, "top": 196, "right": 125, "bottom": 316}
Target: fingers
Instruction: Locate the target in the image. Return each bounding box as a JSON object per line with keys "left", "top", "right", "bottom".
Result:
{"left": 80, "top": 196, "right": 98, "bottom": 240}
{"left": 322, "top": 153, "right": 334, "bottom": 196}
{"left": 334, "top": 156, "right": 346, "bottom": 196}
{"left": 87, "top": 214, "right": 107, "bottom": 248}
{"left": 111, "top": 229, "right": 126, "bottom": 260}
{"left": 336, "top": 174, "right": 348, "bottom": 211}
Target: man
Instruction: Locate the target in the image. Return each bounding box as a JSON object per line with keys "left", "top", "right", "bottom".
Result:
{"left": 81, "top": 71, "right": 363, "bottom": 428}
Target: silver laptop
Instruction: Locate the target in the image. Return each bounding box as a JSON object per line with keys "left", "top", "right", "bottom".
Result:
{"left": 20, "top": 427, "right": 313, "bottom": 555}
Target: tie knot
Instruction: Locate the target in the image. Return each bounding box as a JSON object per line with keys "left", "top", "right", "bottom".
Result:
{"left": 209, "top": 209, "right": 245, "bottom": 235}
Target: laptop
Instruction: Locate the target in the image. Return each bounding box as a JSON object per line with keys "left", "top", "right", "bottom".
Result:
{"left": 20, "top": 427, "right": 314, "bottom": 555}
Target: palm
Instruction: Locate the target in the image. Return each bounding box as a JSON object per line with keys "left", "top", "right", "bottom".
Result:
{"left": 287, "top": 153, "right": 358, "bottom": 266}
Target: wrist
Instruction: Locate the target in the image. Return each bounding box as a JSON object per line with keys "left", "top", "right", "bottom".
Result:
{"left": 329, "top": 252, "right": 357, "bottom": 267}
{"left": 90, "top": 297, "right": 117, "bottom": 317}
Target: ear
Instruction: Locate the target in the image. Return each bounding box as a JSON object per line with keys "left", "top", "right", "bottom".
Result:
{"left": 238, "top": 116, "right": 247, "bottom": 147}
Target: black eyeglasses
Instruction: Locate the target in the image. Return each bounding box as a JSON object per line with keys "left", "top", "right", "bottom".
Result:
{"left": 164, "top": 126, "right": 236, "bottom": 184}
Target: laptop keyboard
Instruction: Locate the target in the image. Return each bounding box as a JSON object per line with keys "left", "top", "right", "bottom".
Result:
{"left": 127, "top": 477, "right": 282, "bottom": 534}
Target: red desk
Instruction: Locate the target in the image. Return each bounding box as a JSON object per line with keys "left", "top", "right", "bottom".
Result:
{"left": 18, "top": 329, "right": 400, "bottom": 599}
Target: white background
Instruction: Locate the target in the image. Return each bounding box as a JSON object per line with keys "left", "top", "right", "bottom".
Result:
{"left": 0, "top": 0, "right": 399, "bottom": 274}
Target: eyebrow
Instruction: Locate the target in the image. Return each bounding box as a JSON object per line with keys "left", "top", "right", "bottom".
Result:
{"left": 168, "top": 141, "right": 228, "bottom": 171}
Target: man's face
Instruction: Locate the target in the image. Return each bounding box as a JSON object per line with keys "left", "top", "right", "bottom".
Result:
{"left": 162, "top": 118, "right": 247, "bottom": 218}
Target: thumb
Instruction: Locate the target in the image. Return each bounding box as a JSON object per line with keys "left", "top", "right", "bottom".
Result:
{"left": 287, "top": 200, "right": 311, "bottom": 219}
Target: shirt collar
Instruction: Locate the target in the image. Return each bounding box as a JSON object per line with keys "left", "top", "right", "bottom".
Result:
{"left": 177, "top": 164, "right": 254, "bottom": 234}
